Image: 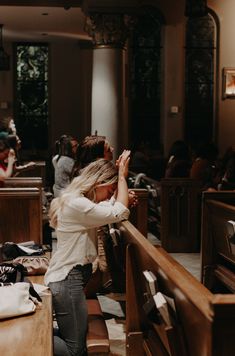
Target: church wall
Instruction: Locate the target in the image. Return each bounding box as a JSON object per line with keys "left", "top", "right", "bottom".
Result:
{"left": 208, "top": 0, "right": 235, "bottom": 155}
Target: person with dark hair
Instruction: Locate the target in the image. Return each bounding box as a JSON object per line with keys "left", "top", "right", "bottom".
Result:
{"left": 45, "top": 153, "right": 130, "bottom": 356}
{"left": 76, "top": 135, "right": 113, "bottom": 169}
{"left": 190, "top": 142, "right": 219, "bottom": 189}
{"left": 218, "top": 151, "right": 235, "bottom": 190}
{"left": 165, "top": 140, "right": 191, "bottom": 178}
{"left": 0, "top": 116, "right": 13, "bottom": 134}
{"left": 52, "top": 135, "right": 77, "bottom": 197}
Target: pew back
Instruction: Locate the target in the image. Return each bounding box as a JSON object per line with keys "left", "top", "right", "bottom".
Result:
{"left": 15, "top": 161, "right": 46, "bottom": 185}
{"left": 4, "top": 177, "right": 43, "bottom": 189}
{"left": 160, "top": 178, "right": 201, "bottom": 252}
{"left": 129, "top": 189, "right": 148, "bottom": 237}
{"left": 201, "top": 191, "right": 235, "bottom": 291}
{"left": 0, "top": 188, "right": 42, "bottom": 245}
{"left": 120, "top": 220, "right": 235, "bottom": 356}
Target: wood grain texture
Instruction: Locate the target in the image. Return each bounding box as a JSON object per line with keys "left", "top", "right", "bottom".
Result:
{"left": 0, "top": 188, "right": 42, "bottom": 244}
{"left": 119, "top": 220, "right": 235, "bottom": 356}
{"left": 0, "top": 292, "right": 53, "bottom": 356}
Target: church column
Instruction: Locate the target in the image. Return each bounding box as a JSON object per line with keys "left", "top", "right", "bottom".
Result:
{"left": 85, "top": 13, "right": 132, "bottom": 156}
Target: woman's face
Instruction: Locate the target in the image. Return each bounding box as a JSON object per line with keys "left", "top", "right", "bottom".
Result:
{"left": 95, "top": 183, "right": 117, "bottom": 202}
{"left": 104, "top": 141, "right": 114, "bottom": 161}
{"left": 9, "top": 120, "right": 17, "bottom": 135}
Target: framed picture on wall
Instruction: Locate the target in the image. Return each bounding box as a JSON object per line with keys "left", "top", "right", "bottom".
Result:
{"left": 222, "top": 67, "right": 235, "bottom": 99}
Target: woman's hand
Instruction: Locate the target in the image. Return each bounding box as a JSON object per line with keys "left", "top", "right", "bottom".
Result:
{"left": 116, "top": 150, "right": 131, "bottom": 179}
{"left": 7, "top": 149, "right": 16, "bottom": 165}
{"left": 128, "top": 189, "right": 138, "bottom": 208}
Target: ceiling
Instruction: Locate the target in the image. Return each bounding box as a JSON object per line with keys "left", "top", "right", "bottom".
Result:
{"left": 0, "top": 5, "right": 91, "bottom": 43}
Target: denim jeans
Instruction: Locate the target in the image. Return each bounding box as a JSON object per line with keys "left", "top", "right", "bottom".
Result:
{"left": 49, "top": 264, "right": 92, "bottom": 356}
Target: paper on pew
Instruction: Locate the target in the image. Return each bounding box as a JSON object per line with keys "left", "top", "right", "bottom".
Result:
{"left": 18, "top": 241, "right": 35, "bottom": 247}
{"left": 32, "top": 283, "right": 50, "bottom": 296}
{"left": 153, "top": 292, "right": 171, "bottom": 326}
{"left": 16, "top": 244, "right": 38, "bottom": 254}
{"left": 143, "top": 270, "right": 158, "bottom": 295}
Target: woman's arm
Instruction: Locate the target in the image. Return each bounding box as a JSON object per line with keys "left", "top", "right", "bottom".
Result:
{"left": 0, "top": 149, "right": 16, "bottom": 178}
{"left": 115, "top": 150, "right": 130, "bottom": 208}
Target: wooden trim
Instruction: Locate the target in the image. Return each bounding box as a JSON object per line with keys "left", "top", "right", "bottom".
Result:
{"left": 0, "top": 1, "right": 81, "bottom": 7}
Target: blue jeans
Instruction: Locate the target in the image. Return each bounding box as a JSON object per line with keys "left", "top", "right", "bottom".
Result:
{"left": 49, "top": 264, "right": 92, "bottom": 356}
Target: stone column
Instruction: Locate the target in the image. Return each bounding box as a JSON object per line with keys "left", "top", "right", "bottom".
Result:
{"left": 85, "top": 13, "right": 133, "bottom": 157}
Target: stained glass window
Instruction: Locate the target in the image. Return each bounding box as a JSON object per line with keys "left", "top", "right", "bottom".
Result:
{"left": 14, "top": 43, "right": 49, "bottom": 157}
{"left": 130, "top": 6, "right": 163, "bottom": 151}
{"left": 185, "top": 13, "right": 217, "bottom": 149}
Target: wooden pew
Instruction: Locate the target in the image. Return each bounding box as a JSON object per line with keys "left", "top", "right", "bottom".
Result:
{"left": 129, "top": 188, "right": 148, "bottom": 237}
{"left": 160, "top": 178, "right": 201, "bottom": 252}
{"left": 119, "top": 220, "right": 235, "bottom": 356}
{"left": 201, "top": 191, "right": 235, "bottom": 291}
{"left": 0, "top": 188, "right": 42, "bottom": 245}
{"left": 0, "top": 275, "right": 53, "bottom": 356}
{"left": 128, "top": 172, "right": 161, "bottom": 238}
{"left": 4, "top": 177, "right": 43, "bottom": 190}
{"left": 15, "top": 161, "right": 46, "bottom": 186}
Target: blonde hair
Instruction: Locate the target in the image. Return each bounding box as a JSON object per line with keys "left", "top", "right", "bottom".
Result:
{"left": 49, "top": 159, "right": 118, "bottom": 228}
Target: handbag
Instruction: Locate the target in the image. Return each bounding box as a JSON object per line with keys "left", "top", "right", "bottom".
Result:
{"left": 0, "top": 282, "right": 36, "bottom": 319}
{"left": 13, "top": 256, "right": 49, "bottom": 275}
{"left": 2, "top": 242, "right": 44, "bottom": 261}
{"left": 0, "top": 262, "right": 42, "bottom": 302}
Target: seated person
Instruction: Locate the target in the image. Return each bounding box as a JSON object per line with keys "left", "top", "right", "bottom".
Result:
{"left": 52, "top": 135, "right": 77, "bottom": 197}
{"left": 165, "top": 140, "right": 191, "bottom": 178}
{"left": 0, "top": 139, "right": 16, "bottom": 181}
{"left": 190, "top": 142, "right": 219, "bottom": 190}
{"left": 218, "top": 152, "right": 235, "bottom": 190}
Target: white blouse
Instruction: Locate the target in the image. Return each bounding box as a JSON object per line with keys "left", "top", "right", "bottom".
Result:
{"left": 44, "top": 196, "right": 129, "bottom": 285}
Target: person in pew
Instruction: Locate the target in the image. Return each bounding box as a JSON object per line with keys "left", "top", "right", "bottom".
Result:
{"left": 164, "top": 140, "right": 191, "bottom": 178}
{"left": 190, "top": 142, "right": 219, "bottom": 190}
{"left": 45, "top": 152, "right": 130, "bottom": 356}
{"left": 0, "top": 116, "right": 14, "bottom": 136}
{"left": 72, "top": 134, "right": 137, "bottom": 296}
{"left": 217, "top": 151, "right": 235, "bottom": 190}
{"left": 72, "top": 134, "right": 114, "bottom": 178}
{"left": 0, "top": 116, "right": 36, "bottom": 173}
{"left": 6, "top": 134, "right": 36, "bottom": 175}
{"left": 0, "top": 139, "right": 16, "bottom": 181}
{"left": 52, "top": 134, "right": 78, "bottom": 198}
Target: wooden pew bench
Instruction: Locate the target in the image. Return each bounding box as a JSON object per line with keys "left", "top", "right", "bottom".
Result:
{"left": 160, "top": 178, "right": 201, "bottom": 252}
{"left": 0, "top": 187, "right": 42, "bottom": 245}
{"left": 129, "top": 188, "right": 148, "bottom": 237}
{"left": 119, "top": 220, "right": 235, "bottom": 356}
{"left": 0, "top": 275, "right": 109, "bottom": 355}
{"left": 0, "top": 275, "right": 53, "bottom": 356}
{"left": 3, "top": 177, "right": 43, "bottom": 190}
{"left": 201, "top": 191, "right": 235, "bottom": 292}
{"left": 33, "top": 274, "right": 110, "bottom": 355}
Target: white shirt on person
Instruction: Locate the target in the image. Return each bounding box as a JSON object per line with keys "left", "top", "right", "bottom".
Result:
{"left": 44, "top": 195, "right": 129, "bottom": 285}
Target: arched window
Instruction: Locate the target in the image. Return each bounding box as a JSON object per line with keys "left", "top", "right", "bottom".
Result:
{"left": 14, "top": 43, "right": 49, "bottom": 159}
{"left": 130, "top": 6, "right": 164, "bottom": 151}
{"left": 185, "top": 11, "right": 218, "bottom": 150}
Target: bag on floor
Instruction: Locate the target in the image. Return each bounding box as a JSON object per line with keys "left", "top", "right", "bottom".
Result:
{"left": 0, "top": 282, "right": 36, "bottom": 319}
